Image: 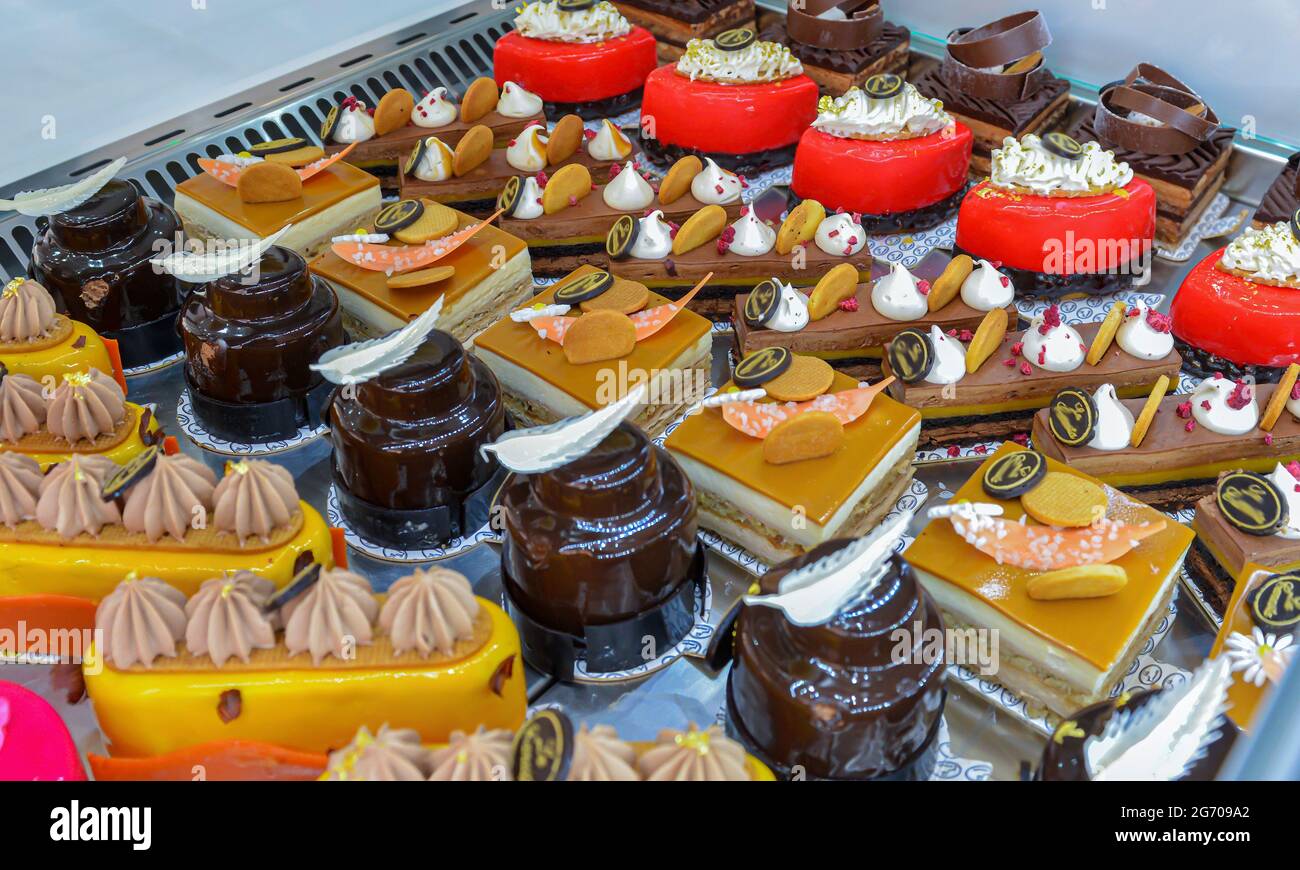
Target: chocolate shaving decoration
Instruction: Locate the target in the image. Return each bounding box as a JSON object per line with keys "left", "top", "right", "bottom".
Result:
{"left": 940, "top": 10, "right": 1052, "bottom": 101}
{"left": 703, "top": 599, "right": 744, "bottom": 671}
{"left": 511, "top": 709, "right": 575, "bottom": 782}
{"left": 137, "top": 407, "right": 155, "bottom": 444}
{"left": 1093, "top": 63, "right": 1219, "bottom": 155}
{"left": 71, "top": 335, "right": 86, "bottom": 349}
{"left": 265, "top": 562, "right": 323, "bottom": 613}
{"left": 100, "top": 445, "right": 159, "bottom": 502}
{"left": 79, "top": 279, "right": 111, "bottom": 311}
{"left": 293, "top": 550, "right": 316, "bottom": 575}
{"left": 489, "top": 654, "right": 515, "bottom": 696}
{"left": 217, "top": 689, "right": 242, "bottom": 724}
{"left": 664, "top": 258, "right": 678, "bottom": 278}
{"left": 0, "top": 362, "right": 6, "bottom": 383}
{"left": 786, "top": 0, "right": 884, "bottom": 51}
{"left": 52, "top": 662, "right": 87, "bottom": 704}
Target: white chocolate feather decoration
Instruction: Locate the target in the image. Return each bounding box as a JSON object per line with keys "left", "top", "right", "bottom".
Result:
{"left": 480, "top": 383, "right": 646, "bottom": 474}
{"left": 150, "top": 225, "right": 292, "bottom": 282}
{"left": 745, "top": 511, "right": 912, "bottom": 626}
{"left": 310, "top": 296, "right": 444, "bottom": 385}
{"left": 1085, "top": 655, "right": 1234, "bottom": 781}
{"left": 0, "top": 157, "right": 128, "bottom": 216}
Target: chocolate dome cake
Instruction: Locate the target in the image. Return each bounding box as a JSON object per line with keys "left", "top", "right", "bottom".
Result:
{"left": 321, "top": 305, "right": 506, "bottom": 550}
{"left": 28, "top": 178, "right": 186, "bottom": 369}
{"left": 180, "top": 245, "right": 344, "bottom": 441}
{"left": 726, "top": 515, "right": 947, "bottom": 780}
{"left": 487, "top": 388, "right": 702, "bottom": 680}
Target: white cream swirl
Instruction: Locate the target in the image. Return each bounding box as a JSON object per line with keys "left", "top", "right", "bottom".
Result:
{"left": 990, "top": 134, "right": 1133, "bottom": 195}
{"left": 1190, "top": 377, "right": 1258, "bottom": 435}
{"left": 333, "top": 103, "right": 375, "bottom": 144}
{"left": 603, "top": 162, "right": 655, "bottom": 211}
{"left": 413, "top": 88, "right": 457, "bottom": 128}
{"left": 766, "top": 280, "right": 809, "bottom": 332}
{"left": 727, "top": 209, "right": 775, "bottom": 256}
{"left": 497, "top": 81, "right": 544, "bottom": 118}
{"left": 871, "top": 262, "right": 928, "bottom": 321}
{"left": 924, "top": 325, "right": 966, "bottom": 385}
{"left": 1268, "top": 463, "right": 1300, "bottom": 539}
{"left": 630, "top": 210, "right": 673, "bottom": 259}
{"left": 1116, "top": 300, "right": 1174, "bottom": 361}
{"left": 812, "top": 83, "right": 950, "bottom": 139}
{"left": 511, "top": 176, "right": 545, "bottom": 220}
{"left": 412, "top": 137, "right": 454, "bottom": 182}
{"left": 1022, "top": 312, "right": 1085, "bottom": 373}
{"left": 507, "top": 126, "right": 549, "bottom": 172}
{"left": 960, "top": 259, "right": 1013, "bottom": 311}
{"left": 1087, "top": 384, "right": 1135, "bottom": 450}
{"left": 1287, "top": 383, "right": 1300, "bottom": 423}
{"left": 676, "top": 37, "right": 803, "bottom": 84}
{"left": 1220, "top": 222, "right": 1300, "bottom": 285}
{"left": 814, "top": 213, "right": 865, "bottom": 256}
{"left": 690, "top": 158, "right": 742, "bottom": 205}
{"left": 588, "top": 120, "right": 632, "bottom": 161}
{"left": 514, "top": 1, "right": 629, "bottom": 44}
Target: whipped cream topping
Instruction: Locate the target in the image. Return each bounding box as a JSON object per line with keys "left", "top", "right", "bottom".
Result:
{"left": 765, "top": 280, "right": 810, "bottom": 332}
{"left": 924, "top": 325, "right": 966, "bottom": 385}
{"left": 36, "top": 455, "right": 120, "bottom": 539}
{"left": 1190, "top": 376, "right": 1258, "bottom": 435}
{"left": 0, "top": 373, "right": 45, "bottom": 444}
{"left": 960, "top": 259, "right": 1013, "bottom": 311}
{"left": 0, "top": 277, "right": 57, "bottom": 341}
{"left": 814, "top": 212, "right": 865, "bottom": 257}
{"left": 96, "top": 575, "right": 188, "bottom": 669}
{"left": 1268, "top": 462, "right": 1300, "bottom": 540}
{"left": 1023, "top": 307, "right": 1085, "bottom": 372}
{"left": 638, "top": 725, "right": 751, "bottom": 781}
{"left": 871, "top": 262, "right": 928, "bottom": 321}
{"left": 630, "top": 210, "right": 673, "bottom": 259}
{"left": 812, "top": 83, "right": 950, "bottom": 139}
{"left": 588, "top": 119, "right": 632, "bottom": 161}
{"left": 568, "top": 724, "right": 640, "bottom": 781}
{"left": 990, "top": 134, "right": 1133, "bottom": 195}
{"left": 1219, "top": 221, "right": 1300, "bottom": 285}
{"left": 690, "top": 157, "right": 742, "bottom": 205}
{"left": 0, "top": 452, "right": 40, "bottom": 528}
{"left": 1087, "top": 383, "right": 1135, "bottom": 450}
{"left": 511, "top": 176, "right": 545, "bottom": 220}
{"left": 412, "top": 137, "right": 453, "bottom": 182}
{"left": 412, "top": 87, "right": 458, "bottom": 128}
{"left": 603, "top": 161, "right": 654, "bottom": 211}
{"left": 726, "top": 208, "right": 776, "bottom": 256}
{"left": 506, "top": 125, "right": 548, "bottom": 173}
{"left": 1116, "top": 300, "right": 1174, "bottom": 360}
{"left": 324, "top": 725, "right": 433, "bottom": 781}
{"left": 514, "top": 1, "right": 630, "bottom": 44}
{"left": 333, "top": 102, "right": 375, "bottom": 144}
{"left": 497, "top": 81, "right": 544, "bottom": 118}
{"left": 677, "top": 36, "right": 803, "bottom": 84}
{"left": 430, "top": 726, "right": 514, "bottom": 781}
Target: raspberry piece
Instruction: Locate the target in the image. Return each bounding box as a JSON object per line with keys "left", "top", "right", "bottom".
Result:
{"left": 917, "top": 280, "right": 931, "bottom": 296}
{"left": 1010, "top": 341, "right": 1024, "bottom": 356}
{"left": 1176, "top": 401, "right": 1192, "bottom": 419}
{"left": 1011, "top": 433, "right": 1030, "bottom": 446}
{"left": 1226, "top": 380, "right": 1253, "bottom": 410}
{"left": 838, "top": 297, "right": 859, "bottom": 312}
{"left": 1019, "top": 361, "right": 1032, "bottom": 375}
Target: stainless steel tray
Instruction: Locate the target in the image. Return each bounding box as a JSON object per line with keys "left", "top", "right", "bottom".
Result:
{"left": 2, "top": 0, "right": 1288, "bottom": 779}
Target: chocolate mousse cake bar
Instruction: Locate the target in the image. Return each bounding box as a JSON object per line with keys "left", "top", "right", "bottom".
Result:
{"left": 664, "top": 363, "right": 919, "bottom": 564}
{"left": 912, "top": 11, "right": 1070, "bottom": 175}
{"left": 907, "top": 443, "right": 1193, "bottom": 719}
{"left": 1032, "top": 376, "right": 1300, "bottom": 509}
{"left": 613, "top": 0, "right": 755, "bottom": 61}
{"left": 1067, "top": 64, "right": 1232, "bottom": 245}
{"left": 883, "top": 303, "right": 1182, "bottom": 447}
{"left": 473, "top": 266, "right": 713, "bottom": 436}
{"left": 759, "top": 1, "right": 910, "bottom": 93}
{"left": 1253, "top": 151, "right": 1300, "bottom": 229}
{"left": 1188, "top": 466, "right": 1300, "bottom": 618}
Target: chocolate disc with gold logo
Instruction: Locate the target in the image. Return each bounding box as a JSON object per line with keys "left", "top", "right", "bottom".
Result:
{"left": 1248, "top": 572, "right": 1300, "bottom": 630}
{"left": 249, "top": 137, "right": 309, "bottom": 156}
{"left": 1048, "top": 387, "right": 1097, "bottom": 447}
{"left": 101, "top": 445, "right": 160, "bottom": 502}
{"left": 715, "top": 27, "right": 755, "bottom": 52}
{"left": 1216, "top": 471, "right": 1287, "bottom": 536}
{"left": 497, "top": 175, "right": 524, "bottom": 218}
{"left": 742, "top": 279, "right": 782, "bottom": 328}
{"left": 374, "top": 199, "right": 424, "bottom": 234}
{"left": 887, "top": 328, "right": 933, "bottom": 384}
{"left": 733, "top": 346, "right": 792, "bottom": 388}
{"left": 320, "top": 105, "right": 340, "bottom": 141}
{"left": 982, "top": 449, "right": 1048, "bottom": 499}
{"left": 553, "top": 269, "right": 614, "bottom": 305}
{"left": 1042, "top": 132, "right": 1084, "bottom": 161}
{"left": 864, "top": 73, "right": 904, "bottom": 100}
{"left": 511, "top": 709, "right": 575, "bottom": 782}
{"left": 557, "top": 0, "right": 596, "bottom": 10}
{"left": 404, "top": 139, "right": 428, "bottom": 177}
{"left": 605, "top": 214, "right": 639, "bottom": 260}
